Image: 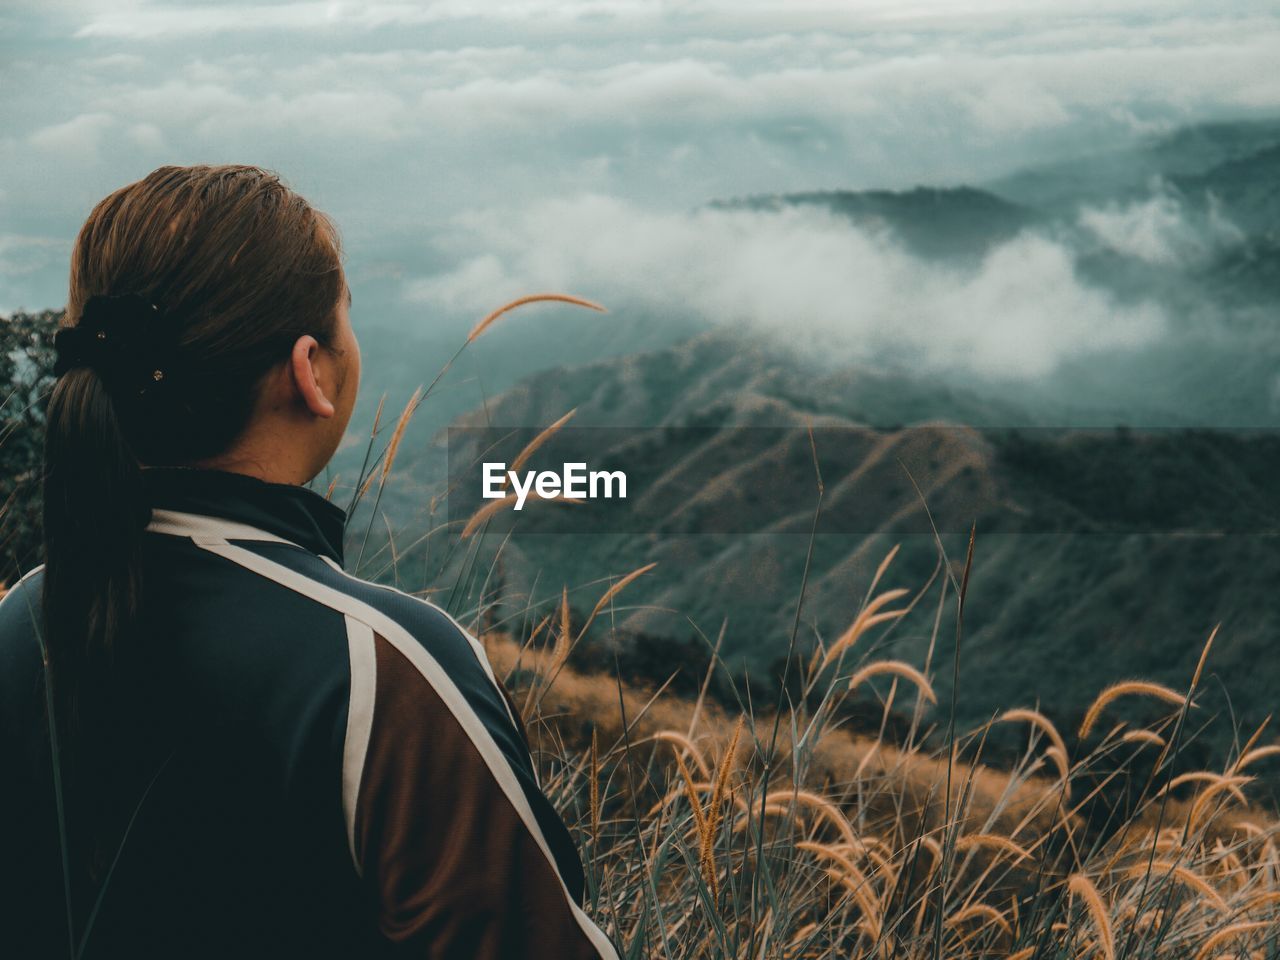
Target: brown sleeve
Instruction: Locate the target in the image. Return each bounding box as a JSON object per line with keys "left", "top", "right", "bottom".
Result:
{"left": 353, "top": 632, "right": 611, "bottom": 958}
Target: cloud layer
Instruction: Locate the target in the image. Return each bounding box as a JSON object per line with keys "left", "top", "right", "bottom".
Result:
{"left": 407, "top": 196, "right": 1165, "bottom": 379}
{"left": 4, "top": 5, "right": 1280, "bottom": 239}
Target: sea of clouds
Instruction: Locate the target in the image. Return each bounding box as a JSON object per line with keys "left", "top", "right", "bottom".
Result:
{"left": 407, "top": 195, "right": 1171, "bottom": 380}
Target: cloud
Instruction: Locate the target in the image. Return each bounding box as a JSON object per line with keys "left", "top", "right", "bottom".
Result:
{"left": 28, "top": 111, "right": 114, "bottom": 155}
{"left": 0, "top": 233, "right": 66, "bottom": 278}
{"left": 92, "top": 77, "right": 409, "bottom": 143}
{"left": 78, "top": 53, "right": 148, "bottom": 71}
{"left": 0, "top": 233, "right": 70, "bottom": 314}
{"left": 126, "top": 121, "right": 167, "bottom": 151}
{"left": 406, "top": 195, "right": 1165, "bottom": 379}
{"left": 58, "top": 0, "right": 1280, "bottom": 41}
{"left": 400, "top": 31, "right": 1280, "bottom": 138}
{"left": 1078, "top": 189, "right": 1245, "bottom": 265}
{"left": 69, "top": 0, "right": 663, "bottom": 40}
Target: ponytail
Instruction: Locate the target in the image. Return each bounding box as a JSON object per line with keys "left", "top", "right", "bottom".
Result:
{"left": 41, "top": 366, "right": 148, "bottom": 734}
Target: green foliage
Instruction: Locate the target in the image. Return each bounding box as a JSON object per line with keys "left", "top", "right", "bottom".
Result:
{"left": 0, "top": 308, "right": 57, "bottom": 578}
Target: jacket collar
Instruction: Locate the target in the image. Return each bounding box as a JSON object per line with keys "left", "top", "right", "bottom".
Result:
{"left": 142, "top": 467, "right": 347, "bottom": 565}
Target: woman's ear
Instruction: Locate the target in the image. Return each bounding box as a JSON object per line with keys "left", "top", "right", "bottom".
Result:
{"left": 290, "top": 335, "right": 336, "bottom": 419}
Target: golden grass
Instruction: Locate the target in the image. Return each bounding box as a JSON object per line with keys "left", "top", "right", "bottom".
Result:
{"left": 1068, "top": 873, "right": 1114, "bottom": 960}
{"left": 953, "top": 832, "right": 1032, "bottom": 863}
{"left": 589, "top": 727, "right": 601, "bottom": 846}
{"left": 1122, "top": 861, "right": 1229, "bottom": 912}
{"left": 459, "top": 491, "right": 584, "bottom": 538}
{"left": 815, "top": 588, "right": 910, "bottom": 673}
{"left": 506, "top": 408, "right": 578, "bottom": 479}
{"left": 1192, "top": 921, "right": 1271, "bottom": 960}
{"left": 1078, "top": 680, "right": 1190, "bottom": 739}
{"left": 650, "top": 730, "right": 711, "bottom": 780}
{"left": 466, "top": 293, "right": 606, "bottom": 343}
{"left": 998, "top": 707, "right": 1069, "bottom": 778}
{"left": 482, "top": 620, "right": 1280, "bottom": 959}
{"left": 947, "top": 902, "right": 1011, "bottom": 937}
{"left": 1156, "top": 771, "right": 1251, "bottom": 806}
{"left": 795, "top": 840, "right": 883, "bottom": 940}
{"left": 846, "top": 659, "right": 937, "bottom": 705}
{"left": 699, "top": 715, "right": 743, "bottom": 898}
{"left": 1235, "top": 744, "right": 1280, "bottom": 774}
{"left": 1120, "top": 728, "right": 1166, "bottom": 748}
{"left": 379, "top": 386, "right": 421, "bottom": 485}
{"left": 552, "top": 586, "right": 572, "bottom": 676}
{"left": 574, "top": 562, "right": 657, "bottom": 644}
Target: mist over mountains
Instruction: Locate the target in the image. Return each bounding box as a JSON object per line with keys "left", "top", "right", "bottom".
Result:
{"left": 371, "top": 115, "right": 1280, "bottom": 457}
{"left": 356, "top": 116, "right": 1280, "bottom": 771}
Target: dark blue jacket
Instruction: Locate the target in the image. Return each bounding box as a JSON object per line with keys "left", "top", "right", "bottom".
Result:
{"left": 0, "top": 467, "right": 616, "bottom": 959}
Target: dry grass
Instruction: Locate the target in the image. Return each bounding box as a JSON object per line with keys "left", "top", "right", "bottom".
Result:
{"left": 485, "top": 604, "right": 1280, "bottom": 959}
{"left": 1079, "top": 681, "right": 1191, "bottom": 740}
{"left": 459, "top": 491, "right": 584, "bottom": 538}
{"left": 466, "top": 293, "right": 606, "bottom": 343}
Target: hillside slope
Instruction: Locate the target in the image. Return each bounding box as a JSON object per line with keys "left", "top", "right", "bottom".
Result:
{"left": 440, "top": 331, "right": 1280, "bottom": 769}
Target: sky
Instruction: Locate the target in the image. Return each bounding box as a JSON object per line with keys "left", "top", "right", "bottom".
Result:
{"left": 2, "top": 0, "right": 1279, "bottom": 390}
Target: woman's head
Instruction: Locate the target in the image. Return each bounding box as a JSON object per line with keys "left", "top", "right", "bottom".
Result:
{"left": 61, "top": 163, "right": 354, "bottom": 466}
{"left": 43, "top": 163, "right": 355, "bottom": 729}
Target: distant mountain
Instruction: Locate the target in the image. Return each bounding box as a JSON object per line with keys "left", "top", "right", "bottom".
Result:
{"left": 433, "top": 329, "right": 1280, "bottom": 772}
{"left": 1200, "top": 234, "right": 1280, "bottom": 306}
{"left": 712, "top": 125, "right": 1280, "bottom": 326}
{"left": 1172, "top": 141, "right": 1280, "bottom": 235}
{"left": 448, "top": 329, "right": 1036, "bottom": 431}
{"left": 986, "top": 117, "right": 1280, "bottom": 212}
{"left": 709, "top": 186, "right": 1039, "bottom": 262}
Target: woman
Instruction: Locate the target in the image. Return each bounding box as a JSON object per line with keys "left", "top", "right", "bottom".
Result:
{"left": 0, "top": 165, "right": 617, "bottom": 959}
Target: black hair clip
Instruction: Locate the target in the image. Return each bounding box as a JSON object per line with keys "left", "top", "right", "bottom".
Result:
{"left": 54, "top": 293, "right": 180, "bottom": 399}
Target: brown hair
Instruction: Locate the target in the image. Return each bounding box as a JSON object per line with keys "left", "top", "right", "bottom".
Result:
{"left": 43, "top": 164, "right": 344, "bottom": 734}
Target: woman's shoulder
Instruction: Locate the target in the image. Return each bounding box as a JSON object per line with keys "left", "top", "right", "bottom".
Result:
{"left": 0, "top": 564, "right": 44, "bottom": 632}
{"left": 0, "top": 566, "right": 46, "bottom": 727}
{"left": 199, "top": 538, "right": 503, "bottom": 701}
{"left": 311, "top": 562, "right": 500, "bottom": 691}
